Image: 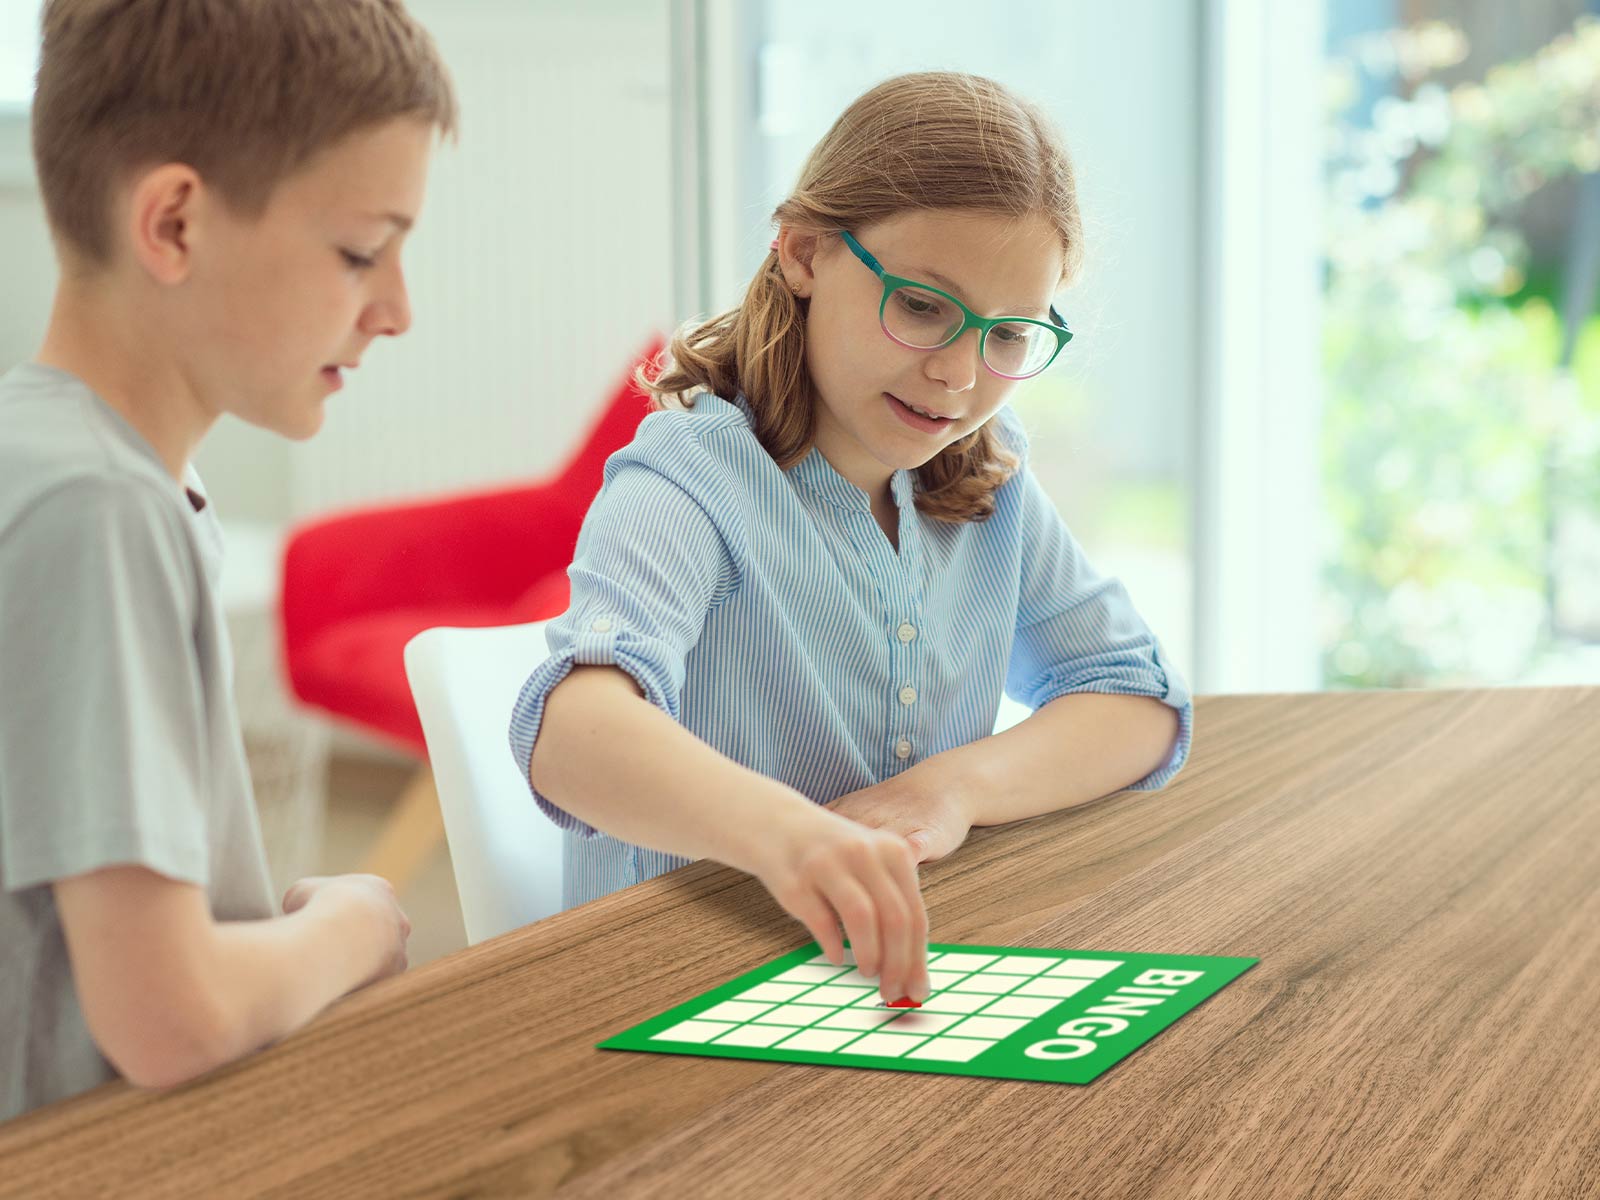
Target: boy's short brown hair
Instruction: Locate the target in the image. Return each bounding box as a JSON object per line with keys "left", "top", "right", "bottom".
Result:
{"left": 32, "top": 0, "right": 459, "bottom": 266}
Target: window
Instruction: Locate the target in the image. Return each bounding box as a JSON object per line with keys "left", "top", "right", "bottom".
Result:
{"left": 1, "top": 0, "right": 36, "bottom": 110}
{"left": 0, "top": 0, "right": 37, "bottom": 184}
{"left": 1320, "top": 5, "right": 1600, "bottom": 688}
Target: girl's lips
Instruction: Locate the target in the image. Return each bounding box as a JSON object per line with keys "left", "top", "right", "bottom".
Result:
{"left": 885, "top": 391, "right": 954, "bottom": 433}
{"left": 320, "top": 366, "right": 344, "bottom": 391}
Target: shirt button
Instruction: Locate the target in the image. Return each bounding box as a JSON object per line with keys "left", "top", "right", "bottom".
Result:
{"left": 896, "top": 622, "right": 917, "bottom": 644}
{"left": 894, "top": 739, "right": 912, "bottom": 760}
{"left": 898, "top": 686, "right": 917, "bottom": 706}
{"left": 590, "top": 617, "right": 613, "bottom": 633}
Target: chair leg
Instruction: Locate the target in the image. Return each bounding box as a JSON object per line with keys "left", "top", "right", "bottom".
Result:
{"left": 359, "top": 764, "right": 443, "bottom": 893}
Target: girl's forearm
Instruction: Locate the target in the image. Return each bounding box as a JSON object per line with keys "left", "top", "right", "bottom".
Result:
{"left": 530, "top": 665, "right": 826, "bottom": 875}
{"left": 911, "top": 693, "right": 1181, "bottom": 828}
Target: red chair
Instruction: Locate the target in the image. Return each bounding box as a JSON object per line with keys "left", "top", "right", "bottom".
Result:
{"left": 279, "top": 337, "right": 662, "bottom": 889}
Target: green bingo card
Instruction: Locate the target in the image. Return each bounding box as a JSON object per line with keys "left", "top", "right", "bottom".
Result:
{"left": 600, "top": 942, "right": 1257, "bottom": 1084}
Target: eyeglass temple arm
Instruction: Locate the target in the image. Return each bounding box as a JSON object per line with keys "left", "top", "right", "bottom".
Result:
{"left": 839, "top": 230, "right": 886, "bottom": 277}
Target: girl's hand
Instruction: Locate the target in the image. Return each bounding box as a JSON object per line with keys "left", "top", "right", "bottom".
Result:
{"left": 828, "top": 774, "right": 974, "bottom": 864}
{"left": 750, "top": 803, "right": 930, "bottom": 1005}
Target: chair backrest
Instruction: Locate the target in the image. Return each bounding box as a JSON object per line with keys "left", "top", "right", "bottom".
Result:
{"left": 404, "top": 621, "right": 560, "bottom": 943}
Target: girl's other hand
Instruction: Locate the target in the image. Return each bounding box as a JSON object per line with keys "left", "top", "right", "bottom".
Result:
{"left": 827, "top": 775, "right": 974, "bottom": 864}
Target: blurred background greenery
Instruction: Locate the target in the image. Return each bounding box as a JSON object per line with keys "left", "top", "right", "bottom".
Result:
{"left": 1322, "top": 14, "right": 1600, "bottom": 688}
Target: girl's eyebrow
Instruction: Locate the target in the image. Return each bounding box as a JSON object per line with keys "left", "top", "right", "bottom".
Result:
{"left": 906, "top": 262, "right": 1049, "bottom": 317}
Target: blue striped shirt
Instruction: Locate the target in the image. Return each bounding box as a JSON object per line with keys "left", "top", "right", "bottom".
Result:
{"left": 509, "top": 393, "right": 1192, "bottom": 907}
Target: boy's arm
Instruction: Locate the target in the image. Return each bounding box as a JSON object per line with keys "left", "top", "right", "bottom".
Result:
{"left": 54, "top": 866, "right": 407, "bottom": 1090}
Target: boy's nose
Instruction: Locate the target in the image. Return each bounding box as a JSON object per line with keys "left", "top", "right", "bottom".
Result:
{"left": 362, "top": 269, "right": 413, "bottom": 338}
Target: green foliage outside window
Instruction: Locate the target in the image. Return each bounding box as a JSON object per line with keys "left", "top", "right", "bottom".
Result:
{"left": 1322, "top": 18, "right": 1600, "bottom": 687}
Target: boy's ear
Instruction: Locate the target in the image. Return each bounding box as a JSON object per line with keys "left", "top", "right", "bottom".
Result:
{"left": 125, "top": 163, "right": 204, "bottom": 286}
{"left": 775, "top": 226, "right": 822, "bottom": 299}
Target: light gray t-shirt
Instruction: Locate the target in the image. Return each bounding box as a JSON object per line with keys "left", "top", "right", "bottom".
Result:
{"left": 0, "top": 363, "right": 275, "bottom": 1122}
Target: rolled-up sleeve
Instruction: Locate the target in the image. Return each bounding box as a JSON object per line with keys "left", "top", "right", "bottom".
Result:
{"left": 1003, "top": 458, "right": 1193, "bottom": 791}
{"left": 508, "top": 418, "right": 742, "bottom": 835}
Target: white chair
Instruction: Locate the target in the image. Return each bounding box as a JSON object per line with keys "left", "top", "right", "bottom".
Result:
{"left": 403, "top": 621, "right": 560, "bottom": 944}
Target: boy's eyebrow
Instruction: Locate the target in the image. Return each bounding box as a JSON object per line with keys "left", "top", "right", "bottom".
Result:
{"left": 365, "top": 211, "right": 414, "bottom": 232}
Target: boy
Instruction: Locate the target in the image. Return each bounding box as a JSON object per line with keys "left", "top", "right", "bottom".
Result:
{"left": 0, "top": 0, "right": 457, "bottom": 1120}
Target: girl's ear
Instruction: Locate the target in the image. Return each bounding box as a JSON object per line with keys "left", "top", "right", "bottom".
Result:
{"left": 775, "top": 226, "right": 822, "bottom": 299}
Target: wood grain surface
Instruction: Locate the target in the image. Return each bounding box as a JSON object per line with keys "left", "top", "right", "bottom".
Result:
{"left": 2, "top": 689, "right": 1597, "bottom": 1199}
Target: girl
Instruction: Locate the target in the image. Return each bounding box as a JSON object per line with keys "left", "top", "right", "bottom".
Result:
{"left": 511, "top": 72, "right": 1190, "bottom": 1006}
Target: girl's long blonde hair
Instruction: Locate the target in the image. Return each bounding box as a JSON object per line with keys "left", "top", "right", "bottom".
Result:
{"left": 644, "top": 71, "right": 1083, "bottom": 523}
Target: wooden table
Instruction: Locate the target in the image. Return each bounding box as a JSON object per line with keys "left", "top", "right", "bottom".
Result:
{"left": 3, "top": 689, "right": 1598, "bottom": 1199}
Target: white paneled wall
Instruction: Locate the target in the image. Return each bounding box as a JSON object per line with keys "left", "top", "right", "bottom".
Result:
{"left": 285, "top": 0, "right": 676, "bottom": 517}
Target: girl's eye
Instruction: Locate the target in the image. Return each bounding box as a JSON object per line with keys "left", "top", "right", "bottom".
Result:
{"left": 340, "top": 249, "right": 378, "bottom": 270}
{"left": 895, "top": 289, "right": 946, "bottom": 319}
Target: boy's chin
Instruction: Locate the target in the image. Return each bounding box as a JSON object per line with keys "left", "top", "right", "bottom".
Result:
{"left": 240, "top": 399, "right": 327, "bottom": 441}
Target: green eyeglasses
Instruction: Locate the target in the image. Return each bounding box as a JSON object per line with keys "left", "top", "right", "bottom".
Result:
{"left": 840, "top": 230, "right": 1072, "bottom": 380}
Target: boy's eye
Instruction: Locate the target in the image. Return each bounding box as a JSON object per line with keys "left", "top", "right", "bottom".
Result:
{"left": 340, "top": 249, "right": 378, "bottom": 270}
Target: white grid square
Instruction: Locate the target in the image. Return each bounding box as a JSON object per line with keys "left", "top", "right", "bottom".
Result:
{"left": 949, "top": 974, "right": 1018, "bottom": 995}
{"left": 776, "top": 1027, "right": 865, "bottom": 1053}
{"left": 1015, "top": 976, "right": 1093, "bottom": 999}
{"left": 916, "top": 992, "right": 991, "bottom": 1014}
{"left": 827, "top": 968, "right": 880, "bottom": 988}
{"left": 774, "top": 964, "right": 851, "bottom": 984}
{"left": 751, "top": 1004, "right": 837, "bottom": 1027}
{"left": 803, "top": 985, "right": 876, "bottom": 1007}
{"left": 843, "top": 1032, "right": 929, "bottom": 1057}
{"left": 986, "top": 955, "right": 1056, "bottom": 975}
{"left": 933, "top": 953, "right": 998, "bottom": 972}
{"left": 927, "top": 971, "right": 969, "bottom": 990}
{"left": 736, "top": 983, "right": 812, "bottom": 1003}
{"left": 700, "top": 1000, "right": 775, "bottom": 1023}
{"left": 946, "top": 1015, "right": 1030, "bottom": 1039}
{"left": 880, "top": 1011, "right": 964, "bottom": 1035}
{"left": 909, "top": 1037, "right": 996, "bottom": 1063}
{"left": 652, "top": 1020, "right": 737, "bottom": 1043}
{"left": 713, "top": 1024, "right": 791, "bottom": 1048}
{"left": 981, "top": 995, "right": 1060, "bottom": 1018}
{"left": 817, "top": 1008, "right": 901, "bottom": 1031}
{"left": 1045, "top": 958, "right": 1123, "bottom": 979}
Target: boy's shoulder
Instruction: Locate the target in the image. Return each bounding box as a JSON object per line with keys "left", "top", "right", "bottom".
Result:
{"left": 0, "top": 364, "right": 199, "bottom": 565}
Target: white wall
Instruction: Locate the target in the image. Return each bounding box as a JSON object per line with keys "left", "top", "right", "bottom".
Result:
{"left": 285, "top": 0, "right": 676, "bottom": 519}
